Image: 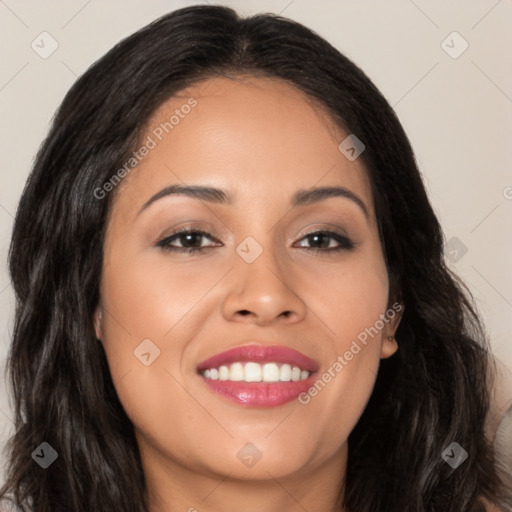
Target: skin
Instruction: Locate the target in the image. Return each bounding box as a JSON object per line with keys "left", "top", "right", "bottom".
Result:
{"left": 94, "top": 75, "right": 401, "bottom": 512}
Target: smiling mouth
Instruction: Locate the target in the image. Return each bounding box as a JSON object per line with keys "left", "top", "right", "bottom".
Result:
{"left": 196, "top": 344, "right": 319, "bottom": 407}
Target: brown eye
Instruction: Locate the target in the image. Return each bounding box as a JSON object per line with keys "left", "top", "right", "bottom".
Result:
{"left": 156, "top": 229, "right": 220, "bottom": 253}
{"left": 295, "top": 230, "right": 355, "bottom": 252}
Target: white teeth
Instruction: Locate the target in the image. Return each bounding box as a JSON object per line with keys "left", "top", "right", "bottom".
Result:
{"left": 291, "top": 366, "right": 301, "bottom": 382}
{"left": 230, "top": 362, "right": 244, "bottom": 381}
{"left": 245, "top": 362, "right": 262, "bottom": 382}
{"left": 279, "top": 364, "right": 292, "bottom": 381}
{"left": 262, "top": 363, "right": 280, "bottom": 382}
{"left": 219, "top": 365, "right": 229, "bottom": 381}
{"left": 201, "top": 362, "right": 311, "bottom": 382}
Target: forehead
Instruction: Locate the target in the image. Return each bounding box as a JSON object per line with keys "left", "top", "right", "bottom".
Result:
{"left": 111, "top": 75, "right": 374, "bottom": 218}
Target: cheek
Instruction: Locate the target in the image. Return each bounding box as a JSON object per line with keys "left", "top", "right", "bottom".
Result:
{"left": 101, "top": 246, "right": 228, "bottom": 343}
{"left": 295, "top": 248, "right": 389, "bottom": 444}
{"left": 324, "top": 248, "right": 389, "bottom": 386}
{"left": 301, "top": 243, "right": 389, "bottom": 345}
{"left": 97, "top": 247, "right": 232, "bottom": 434}
{"left": 97, "top": 255, "right": 196, "bottom": 460}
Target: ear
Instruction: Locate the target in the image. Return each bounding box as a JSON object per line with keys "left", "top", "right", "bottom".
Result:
{"left": 381, "top": 303, "right": 404, "bottom": 359}
{"left": 93, "top": 307, "right": 103, "bottom": 340}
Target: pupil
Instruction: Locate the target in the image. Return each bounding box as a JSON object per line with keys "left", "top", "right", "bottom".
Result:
{"left": 182, "top": 233, "right": 200, "bottom": 247}
{"left": 310, "top": 234, "right": 328, "bottom": 248}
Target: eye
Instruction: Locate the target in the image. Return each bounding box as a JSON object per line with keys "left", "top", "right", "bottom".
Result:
{"left": 155, "top": 228, "right": 355, "bottom": 255}
{"left": 155, "top": 229, "right": 221, "bottom": 253}
{"left": 294, "top": 230, "right": 355, "bottom": 252}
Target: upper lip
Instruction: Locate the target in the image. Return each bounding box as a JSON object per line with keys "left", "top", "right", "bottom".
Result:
{"left": 196, "top": 344, "right": 320, "bottom": 373}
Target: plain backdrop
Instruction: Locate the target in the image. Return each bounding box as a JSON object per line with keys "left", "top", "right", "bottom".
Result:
{"left": 1, "top": 0, "right": 511, "bottom": 484}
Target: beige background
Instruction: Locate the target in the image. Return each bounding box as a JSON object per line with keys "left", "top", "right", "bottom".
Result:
{"left": 1, "top": 0, "right": 511, "bottom": 483}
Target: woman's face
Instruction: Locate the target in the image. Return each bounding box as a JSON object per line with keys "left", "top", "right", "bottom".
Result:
{"left": 95, "top": 76, "right": 399, "bottom": 491}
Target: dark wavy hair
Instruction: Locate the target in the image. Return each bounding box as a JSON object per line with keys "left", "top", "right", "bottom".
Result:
{"left": 0, "top": 5, "right": 507, "bottom": 511}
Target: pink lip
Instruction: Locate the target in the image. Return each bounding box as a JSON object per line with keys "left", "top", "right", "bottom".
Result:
{"left": 200, "top": 377, "right": 317, "bottom": 407}
{"left": 197, "top": 344, "right": 319, "bottom": 372}
{"left": 196, "top": 344, "right": 319, "bottom": 408}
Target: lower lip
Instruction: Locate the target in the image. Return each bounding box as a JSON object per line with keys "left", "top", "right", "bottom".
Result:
{"left": 200, "top": 375, "right": 317, "bottom": 407}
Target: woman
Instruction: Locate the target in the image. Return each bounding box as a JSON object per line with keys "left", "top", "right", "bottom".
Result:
{"left": 0, "top": 5, "right": 508, "bottom": 511}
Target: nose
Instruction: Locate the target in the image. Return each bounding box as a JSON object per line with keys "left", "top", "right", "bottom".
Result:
{"left": 221, "top": 242, "right": 307, "bottom": 326}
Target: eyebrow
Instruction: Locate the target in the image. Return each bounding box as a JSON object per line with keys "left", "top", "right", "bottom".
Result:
{"left": 138, "top": 184, "right": 369, "bottom": 218}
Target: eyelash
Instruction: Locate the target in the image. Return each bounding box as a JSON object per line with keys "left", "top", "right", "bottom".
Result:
{"left": 155, "top": 228, "right": 355, "bottom": 254}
